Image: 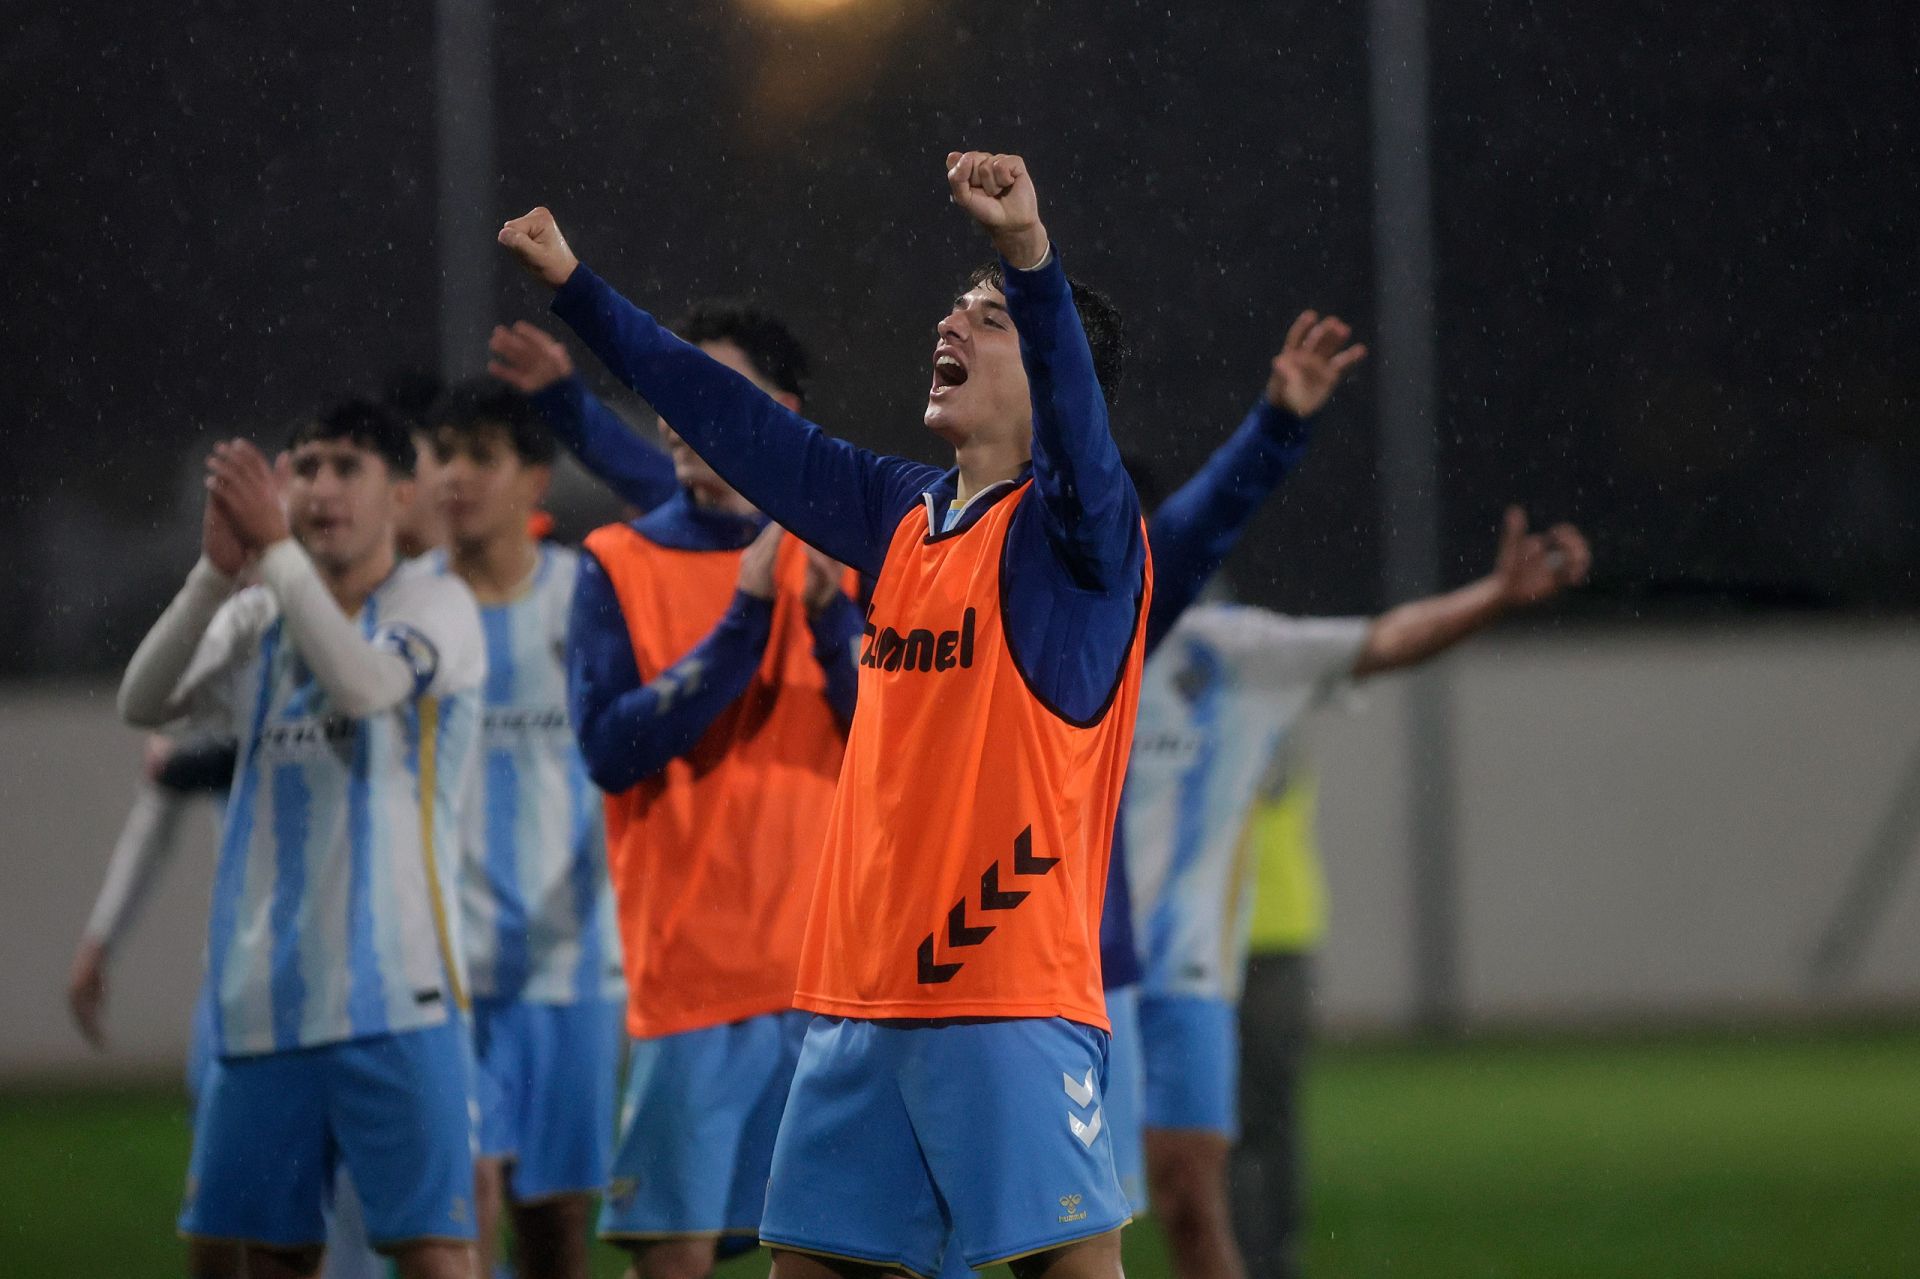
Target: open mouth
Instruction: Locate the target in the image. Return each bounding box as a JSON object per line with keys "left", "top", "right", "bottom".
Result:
{"left": 932, "top": 354, "right": 969, "bottom": 389}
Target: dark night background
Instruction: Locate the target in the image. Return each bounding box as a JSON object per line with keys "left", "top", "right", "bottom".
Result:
{"left": 3, "top": 0, "right": 1915, "bottom": 676}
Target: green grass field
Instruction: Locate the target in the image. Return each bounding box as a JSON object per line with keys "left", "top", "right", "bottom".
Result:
{"left": 3, "top": 1027, "right": 1916, "bottom": 1278}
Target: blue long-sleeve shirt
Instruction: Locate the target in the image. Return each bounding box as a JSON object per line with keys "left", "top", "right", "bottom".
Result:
{"left": 1097, "top": 398, "right": 1316, "bottom": 989}
{"left": 529, "top": 374, "right": 680, "bottom": 512}
{"left": 551, "top": 251, "right": 1146, "bottom": 725}
{"left": 567, "top": 490, "right": 861, "bottom": 792}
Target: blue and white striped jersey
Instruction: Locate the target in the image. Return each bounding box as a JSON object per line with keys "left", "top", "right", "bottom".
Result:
{"left": 440, "top": 546, "right": 623, "bottom": 1005}
{"left": 179, "top": 558, "right": 486, "bottom": 1056}
{"left": 1122, "top": 606, "right": 1367, "bottom": 1002}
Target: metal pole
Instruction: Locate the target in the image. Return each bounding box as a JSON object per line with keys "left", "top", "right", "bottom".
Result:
{"left": 1367, "top": 0, "right": 1461, "bottom": 1034}
{"left": 435, "top": 0, "right": 495, "bottom": 379}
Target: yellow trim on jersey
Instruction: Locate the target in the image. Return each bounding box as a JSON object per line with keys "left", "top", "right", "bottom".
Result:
{"left": 416, "top": 696, "right": 468, "bottom": 1013}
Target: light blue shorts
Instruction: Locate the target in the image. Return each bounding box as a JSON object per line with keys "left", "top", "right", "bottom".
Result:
{"left": 1103, "top": 984, "right": 1148, "bottom": 1210}
{"left": 761, "top": 1015, "right": 1131, "bottom": 1279}
{"left": 599, "top": 1009, "right": 809, "bottom": 1242}
{"left": 1138, "top": 993, "right": 1239, "bottom": 1137}
{"left": 179, "top": 1019, "right": 477, "bottom": 1249}
{"left": 472, "top": 996, "right": 625, "bottom": 1201}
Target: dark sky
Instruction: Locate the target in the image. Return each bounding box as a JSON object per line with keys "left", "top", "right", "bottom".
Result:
{"left": 2, "top": 0, "right": 1915, "bottom": 674}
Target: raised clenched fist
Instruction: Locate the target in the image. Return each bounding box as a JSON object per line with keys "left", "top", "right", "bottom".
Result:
{"left": 945, "top": 151, "right": 1049, "bottom": 270}
{"left": 498, "top": 207, "right": 581, "bottom": 291}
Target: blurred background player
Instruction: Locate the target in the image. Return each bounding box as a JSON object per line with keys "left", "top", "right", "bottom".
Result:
{"left": 487, "top": 321, "right": 678, "bottom": 516}
{"left": 501, "top": 149, "right": 1148, "bottom": 1279}
{"left": 563, "top": 305, "right": 860, "bottom": 1279}
{"left": 381, "top": 368, "right": 454, "bottom": 559}
{"left": 425, "top": 381, "right": 626, "bottom": 1279}
{"left": 67, "top": 733, "right": 244, "bottom": 1279}
{"left": 1125, "top": 507, "right": 1592, "bottom": 1279}
{"left": 117, "top": 402, "right": 485, "bottom": 1279}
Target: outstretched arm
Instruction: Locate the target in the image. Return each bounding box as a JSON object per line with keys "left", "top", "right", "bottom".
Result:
{"left": 1147, "top": 311, "right": 1368, "bottom": 652}
{"left": 568, "top": 527, "right": 783, "bottom": 793}
{"left": 499, "top": 210, "right": 937, "bottom": 575}
{"left": 1353, "top": 507, "right": 1592, "bottom": 677}
{"left": 489, "top": 322, "right": 678, "bottom": 512}
{"left": 949, "top": 151, "right": 1139, "bottom": 591}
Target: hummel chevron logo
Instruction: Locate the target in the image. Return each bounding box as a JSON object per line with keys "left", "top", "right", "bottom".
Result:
{"left": 914, "top": 825, "right": 1057, "bottom": 984}
{"left": 1013, "top": 827, "right": 1059, "bottom": 875}
{"left": 979, "top": 862, "right": 1028, "bottom": 911}
{"left": 916, "top": 935, "right": 961, "bottom": 984}
{"left": 948, "top": 900, "right": 994, "bottom": 947}
{"left": 1069, "top": 1107, "right": 1105, "bottom": 1148}
{"left": 1063, "top": 1069, "right": 1096, "bottom": 1108}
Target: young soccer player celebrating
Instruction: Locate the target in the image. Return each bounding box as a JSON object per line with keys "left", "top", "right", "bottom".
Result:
{"left": 562, "top": 306, "right": 860, "bottom": 1279}
{"left": 1127, "top": 507, "right": 1591, "bottom": 1279}
{"left": 118, "top": 402, "right": 485, "bottom": 1279}
{"left": 426, "top": 381, "right": 626, "bottom": 1279}
{"left": 502, "top": 150, "right": 1148, "bottom": 1279}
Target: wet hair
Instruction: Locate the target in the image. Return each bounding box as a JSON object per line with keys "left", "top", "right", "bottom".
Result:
{"left": 287, "top": 398, "right": 417, "bottom": 477}
{"left": 966, "top": 263, "right": 1129, "bottom": 405}
{"left": 674, "top": 301, "right": 812, "bottom": 403}
{"left": 428, "top": 378, "right": 557, "bottom": 466}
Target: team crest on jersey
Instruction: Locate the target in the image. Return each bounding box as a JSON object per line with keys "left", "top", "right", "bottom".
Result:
{"left": 860, "top": 607, "right": 976, "bottom": 673}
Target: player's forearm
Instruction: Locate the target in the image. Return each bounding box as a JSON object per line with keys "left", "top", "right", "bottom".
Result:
{"left": 570, "top": 589, "right": 773, "bottom": 792}
{"left": 809, "top": 592, "right": 864, "bottom": 730}
{"left": 118, "top": 558, "right": 236, "bottom": 728}
{"left": 550, "top": 266, "right": 911, "bottom": 575}
{"left": 1145, "top": 401, "right": 1312, "bottom": 654}
{"left": 530, "top": 374, "right": 678, "bottom": 512}
{"left": 255, "top": 541, "right": 417, "bottom": 717}
{"left": 1353, "top": 575, "right": 1507, "bottom": 678}
{"left": 1002, "top": 250, "right": 1137, "bottom": 591}
{"left": 83, "top": 782, "right": 191, "bottom": 950}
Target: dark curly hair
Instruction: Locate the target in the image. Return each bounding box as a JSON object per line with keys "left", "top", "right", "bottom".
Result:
{"left": 966, "top": 262, "right": 1128, "bottom": 405}
{"left": 428, "top": 378, "right": 557, "bottom": 466}
{"left": 675, "top": 301, "right": 813, "bottom": 403}
{"left": 287, "top": 398, "right": 417, "bottom": 477}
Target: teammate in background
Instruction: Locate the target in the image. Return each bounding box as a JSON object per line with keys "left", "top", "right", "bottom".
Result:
{"left": 487, "top": 321, "right": 678, "bottom": 514}
{"left": 564, "top": 305, "right": 859, "bottom": 1279}
{"left": 118, "top": 402, "right": 485, "bottom": 1279}
{"left": 927, "top": 308, "right": 1367, "bottom": 1279}
{"left": 1126, "top": 509, "right": 1591, "bottom": 1279}
{"left": 503, "top": 150, "right": 1148, "bottom": 1279}
{"left": 69, "top": 735, "right": 234, "bottom": 1053}
{"left": 427, "top": 381, "right": 626, "bottom": 1279}
{"left": 68, "top": 733, "right": 242, "bottom": 1279}
{"left": 381, "top": 368, "right": 454, "bottom": 559}
{"left": 1229, "top": 762, "right": 1326, "bottom": 1279}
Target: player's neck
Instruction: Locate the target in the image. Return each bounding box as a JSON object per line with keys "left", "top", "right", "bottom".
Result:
{"left": 318, "top": 543, "right": 398, "bottom": 616}
{"left": 687, "top": 483, "right": 758, "bottom": 520}
{"left": 452, "top": 532, "right": 539, "bottom": 604}
{"left": 952, "top": 435, "right": 1030, "bottom": 505}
